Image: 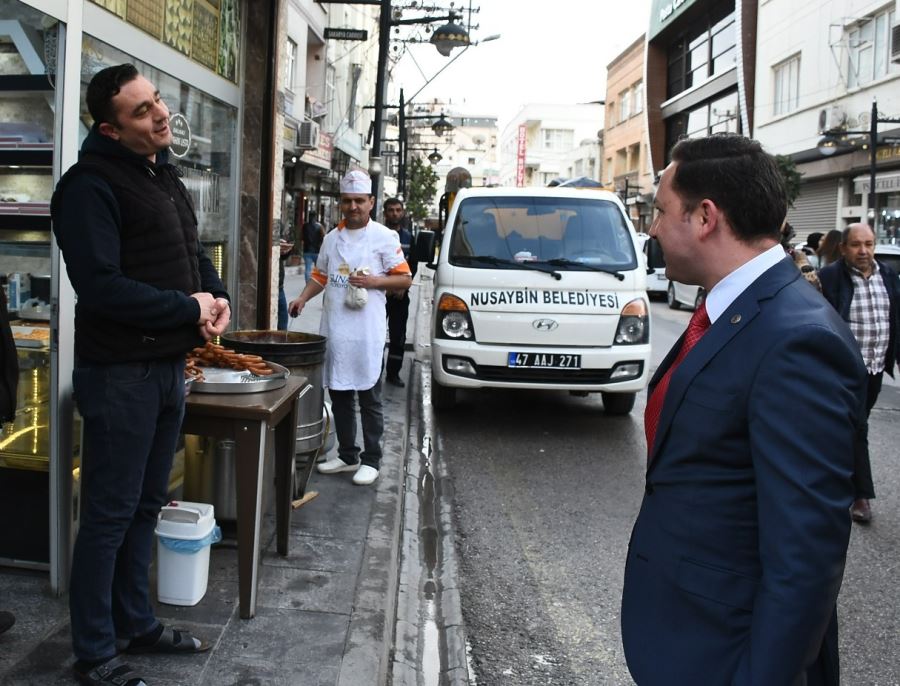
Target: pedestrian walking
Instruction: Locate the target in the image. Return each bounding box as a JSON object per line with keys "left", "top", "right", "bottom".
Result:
{"left": 276, "top": 233, "right": 295, "bottom": 330}
{"left": 301, "top": 214, "right": 325, "bottom": 284}
{"left": 288, "top": 171, "right": 412, "bottom": 486}
{"left": 622, "top": 134, "right": 866, "bottom": 686}
{"left": 819, "top": 223, "right": 900, "bottom": 524}
{"left": 51, "top": 64, "right": 229, "bottom": 686}
{"left": 382, "top": 198, "right": 417, "bottom": 387}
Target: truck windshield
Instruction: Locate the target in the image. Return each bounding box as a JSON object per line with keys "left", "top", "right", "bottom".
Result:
{"left": 448, "top": 196, "right": 637, "bottom": 271}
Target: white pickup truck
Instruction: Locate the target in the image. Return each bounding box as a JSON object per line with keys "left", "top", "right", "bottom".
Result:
{"left": 428, "top": 186, "right": 651, "bottom": 414}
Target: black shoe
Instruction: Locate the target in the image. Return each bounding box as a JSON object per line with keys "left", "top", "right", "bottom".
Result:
{"left": 386, "top": 375, "right": 405, "bottom": 388}
{"left": 73, "top": 656, "right": 147, "bottom": 686}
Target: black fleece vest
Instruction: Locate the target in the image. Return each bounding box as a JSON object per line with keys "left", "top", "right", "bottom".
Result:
{"left": 54, "top": 154, "right": 205, "bottom": 362}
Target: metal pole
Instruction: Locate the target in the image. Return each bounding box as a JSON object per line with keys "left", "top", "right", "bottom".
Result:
{"left": 399, "top": 89, "right": 406, "bottom": 198}
{"left": 370, "top": 0, "right": 391, "bottom": 217}
{"left": 869, "top": 99, "right": 878, "bottom": 235}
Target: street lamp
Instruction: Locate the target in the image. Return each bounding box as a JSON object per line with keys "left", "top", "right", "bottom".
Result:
{"left": 430, "top": 18, "right": 470, "bottom": 56}
{"left": 816, "top": 99, "right": 900, "bottom": 235}
{"left": 370, "top": 1, "right": 470, "bottom": 213}
{"left": 427, "top": 148, "right": 443, "bottom": 165}
{"left": 430, "top": 112, "right": 454, "bottom": 137}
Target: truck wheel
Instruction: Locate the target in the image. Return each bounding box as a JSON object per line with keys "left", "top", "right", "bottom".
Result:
{"left": 667, "top": 283, "right": 681, "bottom": 310}
{"left": 602, "top": 392, "right": 635, "bottom": 415}
{"left": 431, "top": 374, "right": 457, "bottom": 410}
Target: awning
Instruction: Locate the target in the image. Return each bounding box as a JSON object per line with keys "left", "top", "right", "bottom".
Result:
{"left": 854, "top": 170, "right": 900, "bottom": 195}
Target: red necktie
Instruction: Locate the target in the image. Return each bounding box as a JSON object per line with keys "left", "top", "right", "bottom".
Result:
{"left": 644, "top": 302, "right": 711, "bottom": 457}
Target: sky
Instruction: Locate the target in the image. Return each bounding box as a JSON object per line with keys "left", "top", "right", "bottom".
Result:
{"left": 390, "top": 0, "right": 653, "bottom": 131}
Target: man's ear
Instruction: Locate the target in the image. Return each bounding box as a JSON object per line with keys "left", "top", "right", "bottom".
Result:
{"left": 696, "top": 198, "right": 722, "bottom": 240}
{"left": 98, "top": 122, "right": 120, "bottom": 140}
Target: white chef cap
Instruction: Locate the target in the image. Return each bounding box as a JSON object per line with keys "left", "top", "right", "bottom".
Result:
{"left": 340, "top": 169, "right": 372, "bottom": 195}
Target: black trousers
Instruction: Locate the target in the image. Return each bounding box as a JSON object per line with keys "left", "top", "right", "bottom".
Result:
{"left": 853, "top": 371, "right": 882, "bottom": 499}
{"left": 385, "top": 292, "right": 409, "bottom": 378}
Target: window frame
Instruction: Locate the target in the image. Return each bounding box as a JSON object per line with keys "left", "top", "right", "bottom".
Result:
{"left": 847, "top": 7, "right": 896, "bottom": 88}
{"left": 772, "top": 53, "right": 801, "bottom": 116}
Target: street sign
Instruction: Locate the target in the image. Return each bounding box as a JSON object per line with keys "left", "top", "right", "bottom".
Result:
{"left": 324, "top": 28, "right": 368, "bottom": 41}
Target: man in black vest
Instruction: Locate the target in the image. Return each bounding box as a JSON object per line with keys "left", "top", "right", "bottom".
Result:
{"left": 51, "top": 64, "right": 230, "bottom": 686}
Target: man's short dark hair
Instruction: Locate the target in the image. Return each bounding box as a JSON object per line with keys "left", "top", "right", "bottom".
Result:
{"left": 86, "top": 64, "right": 140, "bottom": 126}
{"left": 384, "top": 197, "right": 404, "bottom": 210}
{"left": 669, "top": 134, "right": 787, "bottom": 243}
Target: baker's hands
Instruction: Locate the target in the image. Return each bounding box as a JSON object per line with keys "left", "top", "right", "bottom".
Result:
{"left": 288, "top": 296, "right": 306, "bottom": 318}
{"left": 348, "top": 272, "right": 380, "bottom": 289}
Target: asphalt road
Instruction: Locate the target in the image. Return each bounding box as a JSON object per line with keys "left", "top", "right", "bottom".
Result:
{"left": 421, "top": 299, "right": 900, "bottom": 685}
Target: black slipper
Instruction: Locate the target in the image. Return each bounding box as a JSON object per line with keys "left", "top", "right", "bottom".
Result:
{"left": 124, "top": 625, "right": 210, "bottom": 654}
{"left": 73, "top": 656, "right": 147, "bottom": 686}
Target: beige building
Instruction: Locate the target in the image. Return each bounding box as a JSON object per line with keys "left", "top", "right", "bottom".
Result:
{"left": 604, "top": 33, "right": 653, "bottom": 232}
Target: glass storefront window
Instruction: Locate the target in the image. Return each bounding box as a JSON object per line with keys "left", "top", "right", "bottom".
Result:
{"left": 79, "top": 36, "right": 237, "bottom": 284}
{"left": 0, "top": 0, "right": 61, "bottom": 565}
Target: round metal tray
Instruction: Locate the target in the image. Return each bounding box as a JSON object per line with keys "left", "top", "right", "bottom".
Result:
{"left": 189, "top": 361, "right": 290, "bottom": 394}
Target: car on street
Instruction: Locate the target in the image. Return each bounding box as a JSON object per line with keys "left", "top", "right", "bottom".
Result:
{"left": 667, "top": 280, "right": 705, "bottom": 310}
{"left": 428, "top": 186, "right": 651, "bottom": 414}
{"left": 875, "top": 243, "right": 900, "bottom": 275}
{"left": 637, "top": 234, "right": 669, "bottom": 299}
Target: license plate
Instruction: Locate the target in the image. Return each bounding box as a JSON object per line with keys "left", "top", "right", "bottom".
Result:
{"left": 508, "top": 352, "right": 582, "bottom": 369}
{"left": 657, "top": 273, "right": 668, "bottom": 280}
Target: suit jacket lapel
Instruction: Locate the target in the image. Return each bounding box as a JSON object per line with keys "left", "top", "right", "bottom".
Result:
{"left": 647, "top": 258, "right": 800, "bottom": 468}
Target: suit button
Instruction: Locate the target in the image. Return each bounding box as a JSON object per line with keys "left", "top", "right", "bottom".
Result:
{"left": 645, "top": 483, "right": 654, "bottom": 495}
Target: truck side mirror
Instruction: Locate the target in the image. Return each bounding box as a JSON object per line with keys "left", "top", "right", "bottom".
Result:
{"left": 413, "top": 230, "right": 436, "bottom": 264}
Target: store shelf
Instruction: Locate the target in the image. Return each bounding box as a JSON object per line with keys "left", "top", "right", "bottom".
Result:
{"left": 0, "top": 74, "right": 54, "bottom": 93}
{"left": 0, "top": 147, "right": 54, "bottom": 166}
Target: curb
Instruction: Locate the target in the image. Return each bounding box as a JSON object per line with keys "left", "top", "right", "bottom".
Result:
{"left": 390, "top": 270, "right": 471, "bottom": 685}
{"left": 338, "top": 373, "right": 409, "bottom": 686}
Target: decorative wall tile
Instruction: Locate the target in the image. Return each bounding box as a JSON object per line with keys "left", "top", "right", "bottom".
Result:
{"left": 191, "top": 0, "right": 219, "bottom": 71}
{"left": 164, "top": 0, "right": 194, "bottom": 55}
{"left": 89, "top": 0, "right": 126, "bottom": 19}
{"left": 126, "top": 0, "right": 165, "bottom": 40}
{"left": 217, "top": 0, "right": 240, "bottom": 82}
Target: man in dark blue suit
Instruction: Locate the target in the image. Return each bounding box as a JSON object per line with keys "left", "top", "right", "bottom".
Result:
{"left": 621, "top": 135, "right": 866, "bottom": 685}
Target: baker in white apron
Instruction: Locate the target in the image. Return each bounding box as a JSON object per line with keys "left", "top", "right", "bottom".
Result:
{"left": 288, "top": 170, "right": 411, "bottom": 485}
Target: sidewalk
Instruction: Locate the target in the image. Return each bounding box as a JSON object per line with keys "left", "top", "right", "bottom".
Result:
{"left": 0, "top": 266, "right": 423, "bottom": 686}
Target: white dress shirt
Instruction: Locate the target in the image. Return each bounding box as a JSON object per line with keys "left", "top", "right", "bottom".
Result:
{"left": 705, "top": 244, "right": 786, "bottom": 324}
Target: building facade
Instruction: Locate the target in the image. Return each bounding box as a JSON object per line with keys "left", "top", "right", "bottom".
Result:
{"left": 645, "top": 0, "right": 756, "bottom": 174}
{"left": 753, "top": 0, "right": 900, "bottom": 241}
{"left": 498, "top": 103, "right": 604, "bottom": 188}
{"left": 605, "top": 33, "right": 654, "bottom": 232}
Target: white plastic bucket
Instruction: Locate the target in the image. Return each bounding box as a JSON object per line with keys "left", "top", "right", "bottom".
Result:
{"left": 155, "top": 501, "right": 217, "bottom": 606}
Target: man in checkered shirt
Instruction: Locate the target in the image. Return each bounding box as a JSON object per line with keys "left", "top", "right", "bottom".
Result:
{"left": 820, "top": 223, "right": 900, "bottom": 523}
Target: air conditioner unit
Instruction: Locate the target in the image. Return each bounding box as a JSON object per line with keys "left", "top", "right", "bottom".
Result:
{"left": 891, "top": 22, "right": 900, "bottom": 64}
{"left": 818, "top": 105, "right": 848, "bottom": 133}
{"left": 297, "top": 121, "right": 320, "bottom": 150}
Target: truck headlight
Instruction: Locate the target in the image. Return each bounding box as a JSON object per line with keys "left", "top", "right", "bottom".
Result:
{"left": 614, "top": 298, "right": 649, "bottom": 345}
{"left": 435, "top": 293, "right": 476, "bottom": 341}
